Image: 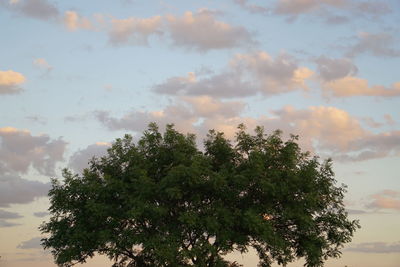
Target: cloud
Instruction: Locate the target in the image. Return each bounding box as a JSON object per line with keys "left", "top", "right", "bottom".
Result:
{"left": 232, "top": 0, "right": 268, "bottom": 14}
{"left": 232, "top": 52, "right": 314, "bottom": 94}
{"left": 154, "top": 51, "right": 313, "bottom": 98}
{"left": 266, "top": 105, "right": 366, "bottom": 152}
{"left": 347, "top": 241, "right": 400, "bottom": 253}
{"left": 0, "top": 219, "right": 20, "bottom": 227}
{"left": 95, "top": 104, "right": 198, "bottom": 134}
{"left": 0, "top": 209, "right": 23, "bottom": 219}
{"left": 0, "top": 174, "right": 50, "bottom": 207}
{"left": 69, "top": 142, "right": 111, "bottom": 174}
{"left": 270, "top": 0, "right": 391, "bottom": 22}
{"left": 346, "top": 32, "right": 400, "bottom": 58}
{"left": 1, "top": 0, "right": 59, "bottom": 20}
{"left": 153, "top": 71, "right": 256, "bottom": 98}
{"left": 315, "top": 56, "right": 357, "bottom": 81}
{"left": 96, "top": 101, "right": 399, "bottom": 162}
{"left": 345, "top": 209, "right": 367, "bottom": 215}
{"left": 0, "top": 70, "right": 25, "bottom": 95}
{"left": 365, "top": 190, "right": 400, "bottom": 211}
{"left": 0, "top": 127, "right": 67, "bottom": 176}
{"left": 63, "top": 10, "right": 93, "bottom": 31}
{"left": 322, "top": 77, "right": 400, "bottom": 98}
{"left": 17, "top": 237, "right": 43, "bottom": 249}
{"left": 63, "top": 9, "right": 253, "bottom": 51}
{"left": 109, "top": 15, "right": 163, "bottom": 45}
{"left": 165, "top": 9, "right": 254, "bottom": 51}
{"left": 273, "top": 0, "right": 346, "bottom": 15}
{"left": 33, "top": 211, "right": 49, "bottom": 218}
{"left": 33, "top": 58, "right": 52, "bottom": 71}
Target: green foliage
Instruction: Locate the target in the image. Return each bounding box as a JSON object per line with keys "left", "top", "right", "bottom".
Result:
{"left": 40, "top": 123, "right": 359, "bottom": 267}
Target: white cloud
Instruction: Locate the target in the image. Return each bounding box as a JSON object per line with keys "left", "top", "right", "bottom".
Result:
{"left": 0, "top": 70, "right": 25, "bottom": 95}
{"left": 0, "top": 127, "right": 67, "bottom": 176}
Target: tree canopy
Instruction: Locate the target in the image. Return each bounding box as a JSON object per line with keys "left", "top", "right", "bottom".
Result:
{"left": 40, "top": 123, "right": 359, "bottom": 267}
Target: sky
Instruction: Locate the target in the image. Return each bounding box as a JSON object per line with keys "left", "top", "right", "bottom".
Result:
{"left": 0, "top": 0, "right": 399, "bottom": 266}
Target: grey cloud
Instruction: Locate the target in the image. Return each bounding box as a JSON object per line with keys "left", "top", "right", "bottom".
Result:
{"left": 96, "top": 104, "right": 197, "bottom": 134}
{"left": 107, "top": 9, "right": 254, "bottom": 51}
{"left": 346, "top": 131, "right": 400, "bottom": 161}
{"left": 0, "top": 209, "right": 23, "bottom": 219}
{"left": 270, "top": 0, "right": 391, "bottom": 23}
{"left": 315, "top": 56, "right": 357, "bottom": 81}
{"left": 0, "top": 127, "right": 67, "bottom": 176}
{"left": 69, "top": 143, "right": 110, "bottom": 174}
{"left": 96, "top": 97, "right": 247, "bottom": 136}
{"left": 0, "top": 219, "right": 20, "bottom": 227}
{"left": 33, "top": 211, "right": 49, "bottom": 218}
{"left": 17, "top": 237, "right": 43, "bottom": 249}
{"left": 1, "top": 0, "right": 59, "bottom": 20}
{"left": 165, "top": 9, "right": 254, "bottom": 51}
{"left": 154, "top": 52, "right": 312, "bottom": 98}
{"left": 97, "top": 102, "right": 399, "bottom": 163}
{"left": 0, "top": 84, "right": 23, "bottom": 95}
{"left": 273, "top": 0, "right": 346, "bottom": 17}
{"left": 345, "top": 209, "right": 367, "bottom": 215}
{"left": 346, "top": 32, "right": 400, "bottom": 58}
{"left": 347, "top": 241, "right": 400, "bottom": 253}
{"left": 0, "top": 174, "right": 50, "bottom": 207}
{"left": 108, "top": 16, "right": 163, "bottom": 46}
{"left": 233, "top": 0, "right": 269, "bottom": 14}
{"left": 365, "top": 190, "right": 400, "bottom": 211}
{"left": 153, "top": 71, "right": 256, "bottom": 98}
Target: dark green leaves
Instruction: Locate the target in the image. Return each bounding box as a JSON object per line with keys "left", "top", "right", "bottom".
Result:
{"left": 41, "top": 123, "right": 359, "bottom": 267}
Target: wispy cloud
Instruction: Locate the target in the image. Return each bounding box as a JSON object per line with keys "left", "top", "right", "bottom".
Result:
{"left": 365, "top": 190, "right": 400, "bottom": 211}
{"left": 347, "top": 241, "right": 400, "bottom": 253}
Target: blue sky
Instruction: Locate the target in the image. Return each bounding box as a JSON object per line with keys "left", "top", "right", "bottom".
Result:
{"left": 0, "top": 0, "right": 399, "bottom": 266}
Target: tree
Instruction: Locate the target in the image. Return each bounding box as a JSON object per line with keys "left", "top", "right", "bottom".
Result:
{"left": 40, "top": 123, "right": 360, "bottom": 267}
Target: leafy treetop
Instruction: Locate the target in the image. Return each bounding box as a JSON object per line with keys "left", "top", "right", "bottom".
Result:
{"left": 40, "top": 123, "right": 359, "bottom": 267}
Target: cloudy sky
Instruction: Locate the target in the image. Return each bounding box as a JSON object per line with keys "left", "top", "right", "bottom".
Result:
{"left": 0, "top": 0, "right": 399, "bottom": 266}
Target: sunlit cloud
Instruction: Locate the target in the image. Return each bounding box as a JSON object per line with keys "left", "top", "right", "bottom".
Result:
{"left": 0, "top": 70, "right": 25, "bottom": 95}
{"left": 322, "top": 77, "right": 400, "bottom": 98}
